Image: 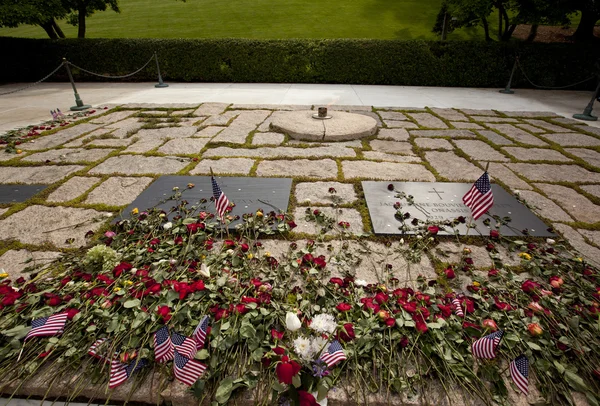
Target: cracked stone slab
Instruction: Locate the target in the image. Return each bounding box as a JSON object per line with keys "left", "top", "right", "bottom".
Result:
{"left": 485, "top": 124, "right": 547, "bottom": 145}
{"left": 158, "top": 138, "right": 210, "bottom": 155}
{"left": 451, "top": 121, "right": 483, "bottom": 129}
{"left": 414, "top": 138, "right": 453, "bottom": 150}
{"left": 577, "top": 229, "right": 600, "bottom": 248}
{"left": 0, "top": 205, "right": 110, "bottom": 248}
{"left": 23, "top": 148, "right": 116, "bottom": 163}
{"left": 190, "top": 158, "right": 255, "bottom": 175}
{"left": 487, "top": 163, "right": 532, "bottom": 191}
{"left": 295, "top": 182, "right": 357, "bottom": 205}
{"left": 194, "top": 126, "right": 223, "bottom": 138}
{"left": 20, "top": 124, "right": 101, "bottom": 150}
{"left": 535, "top": 183, "right": 600, "bottom": 224}
{"left": 90, "top": 156, "right": 188, "bottom": 175}
{"left": 424, "top": 151, "right": 482, "bottom": 181}
{"left": 553, "top": 223, "right": 600, "bottom": 267}
{"left": 477, "top": 130, "right": 513, "bottom": 146}
{"left": 0, "top": 250, "right": 62, "bottom": 282}
{"left": 383, "top": 120, "right": 418, "bottom": 129}
{"left": 256, "top": 159, "right": 338, "bottom": 179}
{"left": 293, "top": 207, "right": 364, "bottom": 235}
{"left": 201, "top": 110, "right": 239, "bottom": 126}
{"left": 362, "top": 151, "right": 422, "bottom": 163}
{"left": 454, "top": 140, "right": 509, "bottom": 162}
{"left": 47, "top": 176, "right": 100, "bottom": 203}
{"left": 203, "top": 146, "right": 355, "bottom": 159}
{"left": 410, "top": 130, "right": 476, "bottom": 138}
{"left": 502, "top": 147, "right": 571, "bottom": 162}
{"left": 407, "top": 113, "right": 448, "bottom": 128}
{"left": 517, "top": 190, "right": 574, "bottom": 222}
{"left": 524, "top": 119, "right": 574, "bottom": 133}
{"left": 252, "top": 132, "right": 285, "bottom": 145}
{"left": 85, "top": 176, "right": 154, "bottom": 206}
{"left": 193, "top": 103, "right": 229, "bottom": 116}
{"left": 542, "top": 133, "right": 600, "bottom": 147}
{"left": 0, "top": 166, "right": 84, "bottom": 184}
{"left": 105, "top": 118, "right": 145, "bottom": 138}
{"left": 504, "top": 163, "right": 600, "bottom": 183}
{"left": 370, "top": 140, "right": 414, "bottom": 155}
{"left": 377, "top": 128, "right": 409, "bottom": 141}
{"left": 342, "top": 161, "right": 435, "bottom": 181}
{"left": 90, "top": 110, "right": 135, "bottom": 125}
{"left": 135, "top": 127, "right": 198, "bottom": 139}
{"left": 429, "top": 108, "right": 468, "bottom": 122}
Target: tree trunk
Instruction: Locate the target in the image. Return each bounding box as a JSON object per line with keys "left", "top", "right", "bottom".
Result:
{"left": 573, "top": 7, "right": 599, "bottom": 42}
{"left": 501, "top": 6, "right": 511, "bottom": 39}
{"left": 526, "top": 24, "right": 539, "bottom": 42}
{"left": 497, "top": 3, "right": 503, "bottom": 41}
{"left": 51, "top": 19, "right": 66, "bottom": 38}
{"left": 40, "top": 21, "right": 58, "bottom": 39}
{"left": 78, "top": 2, "right": 87, "bottom": 38}
{"left": 482, "top": 18, "right": 491, "bottom": 41}
{"left": 502, "top": 24, "right": 517, "bottom": 41}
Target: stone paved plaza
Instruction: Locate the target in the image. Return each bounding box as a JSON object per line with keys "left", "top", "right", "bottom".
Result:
{"left": 1, "top": 102, "right": 600, "bottom": 283}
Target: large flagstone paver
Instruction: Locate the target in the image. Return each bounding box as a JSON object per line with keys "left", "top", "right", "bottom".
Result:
{"left": 47, "top": 176, "right": 101, "bottom": 202}
{"left": 453, "top": 140, "right": 509, "bottom": 162}
{"left": 383, "top": 120, "right": 418, "bottom": 129}
{"left": 191, "top": 158, "right": 255, "bottom": 175}
{"left": 460, "top": 109, "right": 497, "bottom": 116}
{"left": 124, "top": 139, "right": 164, "bottom": 153}
{"left": 473, "top": 116, "right": 520, "bottom": 123}
{"left": 424, "top": 151, "right": 482, "bottom": 181}
{"left": 252, "top": 132, "right": 285, "bottom": 145}
{"left": 487, "top": 163, "right": 532, "bottom": 191}
{"left": 553, "top": 224, "right": 600, "bottom": 267}
{"left": 477, "top": 130, "right": 513, "bottom": 146}
{"left": 581, "top": 184, "right": 600, "bottom": 198}
{"left": 564, "top": 148, "right": 600, "bottom": 167}
{"left": 89, "top": 155, "right": 188, "bottom": 175}
{"left": 502, "top": 147, "right": 571, "bottom": 162}
{"left": 256, "top": 159, "right": 338, "bottom": 179}
{"left": 429, "top": 108, "right": 468, "bottom": 122}
{"left": 88, "top": 138, "right": 132, "bottom": 147}
{"left": 524, "top": 119, "right": 574, "bottom": 133}
{"left": 516, "top": 124, "right": 546, "bottom": 133}
{"left": 370, "top": 140, "right": 414, "bottom": 155}
{"left": 90, "top": 110, "right": 135, "bottom": 125}
{"left": 577, "top": 229, "right": 600, "bottom": 247}
{"left": 414, "top": 138, "right": 453, "bottom": 150}
{"left": 504, "top": 163, "right": 600, "bottom": 183}
{"left": 135, "top": 127, "right": 198, "bottom": 139}
{"left": 362, "top": 151, "right": 421, "bottom": 163}
{"left": 23, "top": 148, "right": 116, "bottom": 163}
{"left": 85, "top": 176, "right": 154, "bottom": 206}
{"left": 378, "top": 111, "right": 409, "bottom": 121}
{"left": 516, "top": 190, "right": 574, "bottom": 222}
{"left": 0, "top": 166, "right": 84, "bottom": 184}
{"left": 158, "top": 138, "right": 210, "bottom": 155}
{"left": 542, "top": 133, "right": 600, "bottom": 147}
{"left": 342, "top": 161, "right": 435, "bottom": 181}
{"left": 105, "top": 117, "right": 145, "bottom": 138}
{"left": 20, "top": 123, "right": 102, "bottom": 150}
{"left": 0, "top": 205, "right": 110, "bottom": 248}
{"left": 211, "top": 110, "right": 271, "bottom": 143}
{"left": 485, "top": 124, "right": 547, "bottom": 146}
{"left": 377, "top": 128, "right": 409, "bottom": 141}
{"left": 295, "top": 182, "right": 357, "bottom": 205}
{"left": 410, "top": 129, "right": 476, "bottom": 138}
{"left": 193, "top": 102, "right": 229, "bottom": 116}
{"left": 408, "top": 113, "right": 448, "bottom": 128}
{"left": 500, "top": 111, "right": 559, "bottom": 118}
{"left": 203, "top": 146, "right": 355, "bottom": 159}
{"left": 292, "top": 207, "right": 364, "bottom": 235}
{"left": 535, "top": 183, "right": 600, "bottom": 224}
{"left": 201, "top": 110, "right": 239, "bottom": 126}
{"left": 0, "top": 249, "right": 62, "bottom": 281}
{"left": 194, "top": 126, "right": 224, "bottom": 138}
{"left": 451, "top": 121, "right": 484, "bottom": 129}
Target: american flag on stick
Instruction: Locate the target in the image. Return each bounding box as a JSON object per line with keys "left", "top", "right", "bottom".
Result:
{"left": 88, "top": 337, "right": 110, "bottom": 362}
{"left": 171, "top": 332, "right": 197, "bottom": 359}
{"left": 451, "top": 297, "right": 464, "bottom": 318}
{"left": 210, "top": 169, "right": 230, "bottom": 219}
{"left": 462, "top": 170, "right": 494, "bottom": 220}
{"left": 193, "top": 315, "right": 210, "bottom": 350}
{"left": 25, "top": 312, "right": 68, "bottom": 341}
{"left": 109, "top": 356, "right": 147, "bottom": 389}
{"left": 471, "top": 330, "right": 504, "bottom": 359}
{"left": 154, "top": 326, "right": 174, "bottom": 363}
{"left": 510, "top": 355, "right": 529, "bottom": 395}
{"left": 174, "top": 350, "right": 207, "bottom": 386}
{"left": 320, "top": 340, "right": 346, "bottom": 368}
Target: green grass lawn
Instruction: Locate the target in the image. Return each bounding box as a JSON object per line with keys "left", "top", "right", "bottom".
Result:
{"left": 0, "top": 0, "right": 486, "bottom": 40}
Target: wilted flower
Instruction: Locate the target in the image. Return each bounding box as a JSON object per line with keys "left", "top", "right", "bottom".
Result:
{"left": 285, "top": 312, "right": 302, "bottom": 331}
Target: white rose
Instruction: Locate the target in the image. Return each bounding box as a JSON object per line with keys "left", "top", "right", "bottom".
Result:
{"left": 285, "top": 312, "right": 302, "bottom": 331}
{"left": 546, "top": 238, "right": 556, "bottom": 245}
{"left": 199, "top": 263, "right": 210, "bottom": 278}
{"left": 163, "top": 222, "right": 173, "bottom": 230}
{"left": 354, "top": 279, "right": 368, "bottom": 287}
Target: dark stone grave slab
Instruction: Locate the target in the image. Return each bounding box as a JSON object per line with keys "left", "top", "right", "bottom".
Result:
{"left": 362, "top": 181, "right": 555, "bottom": 237}
{"left": 119, "top": 176, "right": 292, "bottom": 229}
{"left": 0, "top": 184, "right": 48, "bottom": 203}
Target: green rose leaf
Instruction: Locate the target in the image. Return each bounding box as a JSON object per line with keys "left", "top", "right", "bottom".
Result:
{"left": 195, "top": 349, "right": 210, "bottom": 360}
{"left": 124, "top": 299, "right": 141, "bottom": 309}
{"left": 215, "top": 376, "right": 234, "bottom": 404}
{"left": 527, "top": 341, "right": 542, "bottom": 351}
{"left": 240, "top": 323, "right": 256, "bottom": 339}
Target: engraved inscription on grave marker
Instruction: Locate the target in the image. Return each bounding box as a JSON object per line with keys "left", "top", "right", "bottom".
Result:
{"left": 120, "top": 176, "right": 292, "bottom": 229}
{"left": 362, "top": 181, "right": 555, "bottom": 237}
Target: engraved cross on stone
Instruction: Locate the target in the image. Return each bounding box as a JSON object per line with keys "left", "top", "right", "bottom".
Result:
{"left": 428, "top": 188, "right": 444, "bottom": 200}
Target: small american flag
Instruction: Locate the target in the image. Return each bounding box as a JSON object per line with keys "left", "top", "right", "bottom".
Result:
{"left": 462, "top": 172, "right": 494, "bottom": 220}
{"left": 193, "top": 315, "right": 210, "bottom": 350}
{"left": 154, "top": 326, "right": 174, "bottom": 363}
{"left": 174, "top": 350, "right": 207, "bottom": 386}
{"left": 471, "top": 330, "right": 503, "bottom": 359}
{"left": 109, "top": 356, "right": 147, "bottom": 389}
{"left": 25, "top": 312, "right": 68, "bottom": 341}
{"left": 320, "top": 340, "right": 346, "bottom": 368}
{"left": 88, "top": 338, "right": 109, "bottom": 362}
{"left": 171, "top": 332, "right": 197, "bottom": 359}
{"left": 451, "top": 298, "right": 464, "bottom": 318}
{"left": 211, "top": 175, "right": 230, "bottom": 219}
{"left": 510, "top": 355, "right": 529, "bottom": 395}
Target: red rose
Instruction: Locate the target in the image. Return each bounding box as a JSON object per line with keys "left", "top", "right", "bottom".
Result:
{"left": 313, "top": 256, "right": 327, "bottom": 269}
{"left": 490, "top": 230, "right": 500, "bottom": 239}
{"left": 242, "top": 296, "right": 259, "bottom": 304}
{"left": 60, "top": 277, "right": 71, "bottom": 287}
{"left": 329, "top": 277, "right": 345, "bottom": 287}
{"left": 385, "top": 317, "right": 396, "bottom": 327}
{"left": 488, "top": 268, "right": 499, "bottom": 277}
{"left": 444, "top": 268, "right": 455, "bottom": 279}
{"left": 437, "top": 304, "right": 452, "bottom": 318}
{"left": 224, "top": 239, "right": 236, "bottom": 248}
{"left": 337, "top": 323, "right": 355, "bottom": 342}
{"left": 521, "top": 280, "right": 541, "bottom": 294}
{"left": 401, "top": 302, "right": 417, "bottom": 313}
{"left": 187, "top": 223, "right": 205, "bottom": 233}
{"left": 360, "top": 297, "right": 380, "bottom": 313}
{"left": 193, "top": 280, "right": 205, "bottom": 291}
{"left": 374, "top": 292, "right": 389, "bottom": 304}
{"left": 273, "top": 346, "right": 286, "bottom": 356}
{"left": 235, "top": 303, "right": 248, "bottom": 314}
{"left": 47, "top": 296, "right": 62, "bottom": 306}
{"left": 113, "top": 262, "right": 133, "bottom": 277}
{"left": 276, "top": 356, "right": 301, "bottom": 384}
{"left": 157, "top": 305, "right": 172, "bottom": 322}
{"left": 336, "top": 303, "right": 352, "bottom": 312}
{"left": 174, "top": 236, "right": 184, "bottom": 245}
{"left": 287, "top": 221, "right": 297, "bottom": 229}
{"left": 298, "top": 390, "right": 319, "bottom": 406}
{"left": 415, "top": 319, "right": 428, "bottom": 333}
{"left": 271, "top": 329, "right": 284, "bottom": 340}
{"left": 427, "top": 225, "right": 439, "bottom": 235}
{"left": 149, "top": 238, "right": 160, "bottom": 246}
{"left": 65, "top": 308, "right": 80, "bottom": 320}
{"left": 400, "top": 336, "right": 409, "bottom": 348}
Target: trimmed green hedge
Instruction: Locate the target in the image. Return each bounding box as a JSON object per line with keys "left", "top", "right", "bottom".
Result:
{"left": 1, "top": 37, "right": 598, "bottom": 89}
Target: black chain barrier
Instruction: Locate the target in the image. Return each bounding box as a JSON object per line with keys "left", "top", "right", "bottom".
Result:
{"left": 67, "top": 54, "right": 155, "bottom": 79}
{"left": 0, "top": 62, "right": 66, "bottom": 96}
{"left": 515, "top": 57, "right": 596, "bottom": 90}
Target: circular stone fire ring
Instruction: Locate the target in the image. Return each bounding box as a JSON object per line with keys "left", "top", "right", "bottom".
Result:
{"left": 270, "top": 110, "right": 377, "bottom": 142}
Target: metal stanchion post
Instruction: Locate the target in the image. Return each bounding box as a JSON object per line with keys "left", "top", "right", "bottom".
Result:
{"left": 573, "top": 78, "right": 600, "bottom": 121}
{"left": 63, "top": 58, "right": 91, "bottom": 111}
{"left": 499, "top": 57, "right": 518, "bottom": 94}
{"left": 154, "top": 52, "right": 169, "bottom": 88}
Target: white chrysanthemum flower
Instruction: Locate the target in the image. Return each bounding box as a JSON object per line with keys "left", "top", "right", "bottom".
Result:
{"left": 354, "top": 279, "right": 368, "bottom": 287}
{"left": 163, "top": 222, "right": 173, "bottom": 230}
{"left": 293, "top": 336, "right": 315, "bottom": 361}
{"left": 310, "top": 313, "right": 337, "bottom": 334}
{"left": 311, "top": 336, "right": 328, "bottom": 356}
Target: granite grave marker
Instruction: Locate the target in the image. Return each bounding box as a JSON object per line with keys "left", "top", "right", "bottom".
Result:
{"left": 0, "top": 184, "right": 48, "bottom": 203}
{"left": 120, "top": 176, "right": 292, "bottom": 229}
{"left": 362, "top": 181, "right": 555, "bottom": 237}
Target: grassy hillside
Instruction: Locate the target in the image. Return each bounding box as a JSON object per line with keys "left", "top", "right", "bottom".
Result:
{"left": 0, "top": 0, "right": 486, "bottom": 40}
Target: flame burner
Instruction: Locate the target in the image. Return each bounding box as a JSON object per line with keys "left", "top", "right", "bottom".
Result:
{"left": 312, "top": 107, "right": 332, "bottom": 120}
